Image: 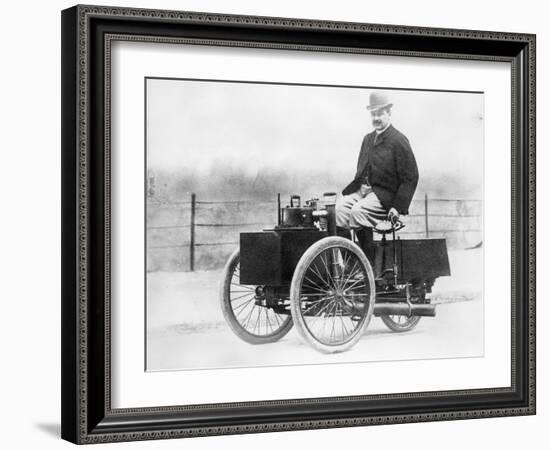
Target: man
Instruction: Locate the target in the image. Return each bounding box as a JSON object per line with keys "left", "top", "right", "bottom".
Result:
{"left": 336, "top": 91, "right": 419, "bottom": 250}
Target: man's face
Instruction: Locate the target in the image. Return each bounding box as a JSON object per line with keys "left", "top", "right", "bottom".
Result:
{"left": 370, "top": 108, "right": 391, "bottom": 131}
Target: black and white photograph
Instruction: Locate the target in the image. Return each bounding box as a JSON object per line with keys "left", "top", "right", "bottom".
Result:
{"left": 145, "top": 79, "right": 484, "bottom": 371}
{"left": 55, "top": 1, "right": 537, "bottom": 446}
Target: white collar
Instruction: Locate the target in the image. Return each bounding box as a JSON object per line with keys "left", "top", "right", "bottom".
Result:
{"left": 375, "top": 123, "right": 391, "bottom": 135}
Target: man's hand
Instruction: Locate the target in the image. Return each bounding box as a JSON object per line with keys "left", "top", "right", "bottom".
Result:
{"left": 359, "top": 183, "right": 370, "bottom": 197}
{"left": 388, "top": 207, "right": 400, "bottom": 224}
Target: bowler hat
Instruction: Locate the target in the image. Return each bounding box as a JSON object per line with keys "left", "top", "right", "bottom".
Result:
{"left": 366, "top": 91, "right": 393, "bottom": 111}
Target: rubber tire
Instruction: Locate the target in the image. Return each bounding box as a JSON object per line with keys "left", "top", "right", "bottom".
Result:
{"left": 220, "top": 249, "right": 293, "bottom": 344}
{"left": 290, "top": 237, "right": 376, "bottom": 354}
{"left": 380, "top": 315, "right": 421, "bottom": 332}
{"left": 380, "top": 285, "right": 425, "bottom": 332}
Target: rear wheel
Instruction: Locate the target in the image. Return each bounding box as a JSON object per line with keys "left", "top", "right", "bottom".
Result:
{"left": 290, "top": 237, "right": 375, "bottom": 353}
{"left": 380, "top": 284, "right": 426, "bottom": 332}
{"left": 380, "top": 314, "right": 421, "bottom": 332}
{"left": 220, "top": 249, "right": 293, "bottom": 344}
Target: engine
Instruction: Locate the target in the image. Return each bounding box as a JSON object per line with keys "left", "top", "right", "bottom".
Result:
{"left": 276, "top": 192, "right": 337, "bottom": 234}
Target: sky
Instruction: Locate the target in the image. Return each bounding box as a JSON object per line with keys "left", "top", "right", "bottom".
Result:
{"left": 146, "top": 78, "right": 484, "bottom": 199}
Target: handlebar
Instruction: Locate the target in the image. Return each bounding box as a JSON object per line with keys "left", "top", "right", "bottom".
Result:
{"left": 373, "top": 219, "right": 405, "bottom": 235}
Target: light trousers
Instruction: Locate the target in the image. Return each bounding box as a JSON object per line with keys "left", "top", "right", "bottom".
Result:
{"left": 335, "top": 189, "right": 388, "bottom": 229}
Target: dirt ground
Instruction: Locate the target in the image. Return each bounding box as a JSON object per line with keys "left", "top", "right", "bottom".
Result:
{"left": 146, "top": 249, "right": 483, "bottom": 371}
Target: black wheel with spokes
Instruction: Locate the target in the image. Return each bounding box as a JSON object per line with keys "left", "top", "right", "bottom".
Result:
{"left": 220, "top": 249, "right": 293, "bottom": 344}
{"left": 290, "top": 237, "right": 375, "bottom": 353}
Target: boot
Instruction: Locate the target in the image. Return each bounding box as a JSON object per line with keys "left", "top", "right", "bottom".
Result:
{"left": 355, "top": 227, "right": 372, "bottom": 249}
{"left": 336, "top": 226, "right": 351, "bottom": 240}
{"left": 355, "top": 228, "right": 376, "bottom": 263}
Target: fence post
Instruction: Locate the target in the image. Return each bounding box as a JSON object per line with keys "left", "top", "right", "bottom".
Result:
{"left": 190, "top": 193, "right": 196, "bottom": 271}
{"left": 424, "top": 193, "right": 429, "bottom": 238}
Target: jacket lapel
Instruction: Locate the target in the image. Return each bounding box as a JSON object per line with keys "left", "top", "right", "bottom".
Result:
{"left": 366, "top": 125, "right": 391, "bottom": 167}
{"left": 364, "top": 132, "right": 375, "bottom": 172}
{"left": 373, "top": 124, "right": 393, "bottom": 147}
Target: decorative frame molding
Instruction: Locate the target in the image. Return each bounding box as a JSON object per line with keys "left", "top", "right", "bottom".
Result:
{"left": 61, "top": 4, "right": 535, "bottom": 444}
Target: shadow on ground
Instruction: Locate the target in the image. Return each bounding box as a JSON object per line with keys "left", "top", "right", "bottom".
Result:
{"left": 35, "top": 422, "right": 60, "bottom": 438}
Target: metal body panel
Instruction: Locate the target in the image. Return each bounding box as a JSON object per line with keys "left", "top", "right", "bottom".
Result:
{"left": 373, "top": 238, "right": 450, "bottom": 282}
{"left": 240, "top": 232, "right": 281, "bottom": 286}
{"left": 241, "top": 232, "right": 449, "bottom": 285}
{"left": 240, "top": 230, "right": 328, "bottom": 285}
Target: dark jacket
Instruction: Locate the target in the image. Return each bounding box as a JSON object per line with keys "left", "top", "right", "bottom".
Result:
{"left": 342, "top": 125, "right": 419, "bottom": 214}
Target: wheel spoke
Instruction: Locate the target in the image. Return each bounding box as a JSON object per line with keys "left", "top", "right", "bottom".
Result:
{"left": 343, "top": 262, "right": 364, "bottom": 283}
{"left": 242, "top": 303, "right": 257, "bottom": 329}
{"left": 232, "top": 297, "right": 256, "bottom": 312}
{"left": 267, "top": 309, "right": 275, "bottom": 334}
{"left": 301, "top": 296, "right": 334, "bottom": 315}
{"left": 267, "top": 309, "right": 276, "bottom": 333}
{"left": 382, "top": 312, "right": 421, "bottom": 332}
{"left": 331, "top": 249, "right": 343, "bottom": 291}
{"left": 303, "top": 275, "right": 330, "bottom": 293}
{"left": 341, "top": 249, "right": 353, "bottom": 273}
{"left": 339, "top": 315, "right": 351, "bottom": 337}
{"left": 329, "top": 302, "right": 339, "bottom": 341}
{"left": 231, "top": 283, "right": 254, "bottom": 291}
{"left": 230, "top": 292, "right": 256, "bottom": 302}
{"left": 342, "top": 276, "right": 367, "bottom": 291}
{"left": 235, "top": 301, "right": 256, "bottom": 319}
{"left": 340, "top": 259, "right": 360, "bottom": 287}
{"left": 296, "top": 243, "right": 374, "bottom": 348}
{"left": 319, "top": 252, "right": 338, "bottom": 290}
{"left": 309, "top": 262, "right": 333, "bottom": 290}
{"left": 314, "top": 298, "right": 338, "bottom": 317}
{"left": 223, "top": 251, "right": 292, "bottom": 343}
{"left": 253, "top": 307, "right": 262, "bottom": 334}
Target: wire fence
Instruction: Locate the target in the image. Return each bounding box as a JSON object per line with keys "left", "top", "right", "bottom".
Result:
{"left": 147, "top": 193, "right": 482, "bottom": 272}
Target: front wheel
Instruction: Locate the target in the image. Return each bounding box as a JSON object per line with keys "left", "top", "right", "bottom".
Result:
{"left": 220, "top": 249, "right": 293, "bottom": 344}
{"left": 290, "top": 237, "right": 376, "bottom": 353}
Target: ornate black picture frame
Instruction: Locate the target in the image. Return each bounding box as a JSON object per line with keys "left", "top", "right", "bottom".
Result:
{"left": 61, "top": 4, "right": 535, "bottom": 444}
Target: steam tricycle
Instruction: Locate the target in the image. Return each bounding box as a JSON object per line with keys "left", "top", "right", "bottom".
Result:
{"left": 220, "top": 193, "right": 450, "bottom": 353}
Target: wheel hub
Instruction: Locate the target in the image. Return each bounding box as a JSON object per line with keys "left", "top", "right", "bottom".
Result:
{"left": 328, "top": 289, "right": 345, "bottom": 302}
{"left": 254, "top": 286, "right": 265, "bottom": 298}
